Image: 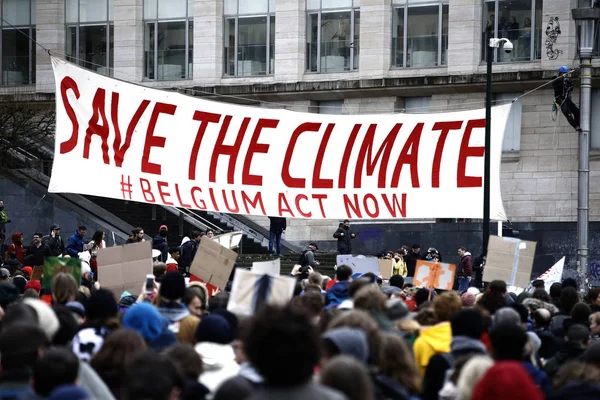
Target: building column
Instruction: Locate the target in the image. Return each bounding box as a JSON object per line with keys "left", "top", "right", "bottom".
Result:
{"left": 36, "top": 0, "right": 66, "bottom": 92}
{"left": 359, "top": 0, "right": 391, "bottom": 79}
{"left": 194, "top": 0, "right": 223, "bottom": 85}
{"left": 447, "top": 0, "right": 481, "bottom": 75}
{"left": 541, "top": 0, "right": 579, "bottom": 70}
{"left": 275, "top": 0, "right": 305, "bottom": 82}
{"left": 113, "top": 0, "right": 143, "bottom": 82}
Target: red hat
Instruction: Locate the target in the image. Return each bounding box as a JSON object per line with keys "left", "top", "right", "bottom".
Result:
{"left": 472, "top": 361, "right": 543, "bottom": 400}
{"left": 22, "top": 266, "right": 33, "bottom": 278}
{"left": 25, "top": 280, "right": 42, "bottom": 293}
{"left": 159, "top": 225, "right": 168, "bottom": 232}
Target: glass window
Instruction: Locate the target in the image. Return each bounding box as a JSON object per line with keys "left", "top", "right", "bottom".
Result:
{"left": 224, "top": 0, "right": 275, "bottom": 77}
{"left": 306, "top": 1, "right": 359, "bottom": 73}
{"left": 318, "top": 100, "right": 344, "bottom": 114}
{"left": 65, "top": 0, "right": 113, "bottom": 75}
{"left": 496, "top": 93, "right": 522, "bottom": 152}
{"left": 392, "top": 1, "right": 448, "bottom": 68}
{"left": 404, "top": 96, "right": 431, "bottom": 112}
{"left": 144, "top": 0, "right": 193, "bottom": 80}
{"left": 482, "top": 0, "right": 543, "bottom": 63}
{"left": 590, "top": 90, "right": 600, "bottom": 149}
{"left": 1, "top": 0, "right": 36, "bottom": 85}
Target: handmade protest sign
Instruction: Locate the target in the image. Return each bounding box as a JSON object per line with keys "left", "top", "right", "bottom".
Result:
{"left": 227, "top": 268, "right": 296, "bottom": 316}
{"left": 96, "top": 241, "right": 152, "bottom": 297}
{"left": 379, "top": 259, "right": 393, "bottom": 280}
{"left": 413, "top": 260, "right": 456, "bottom": 290}
{"left": 42, "top": 257, "right": 82, "bottom": 290}
{"left": 536, "top": 256, "right": 565, "bottom": 292}
{"left": 484, "top": 236, "right": 536, "bottom": 288}
{"left": 252, "top": 258, "right": 281, "bottom": 275}
{"left": 49, "top": 57, "right": 510, "bottom": 220}
{"left": 190, "top": 237, "right": 237, "bottom": 290}
{"left": 336, "top": 255, "right": 380, "bottom": 275}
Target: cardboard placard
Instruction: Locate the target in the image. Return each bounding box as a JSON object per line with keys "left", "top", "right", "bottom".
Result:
{"left": 252, "top": 258, "right": 281, "bottom": 275}
{"left": 41, "top": 257, "right": 82, "bottom": 290}
{"left": 379, "top": 259, "right": 393, "bottom": 280}
{"left": 413, "top": 260, "right": 456, "bottom": 290}
{"left": 31, "top": 265, "right": 44, "bottom": 281}
{"left": 227, "top": 268, "right": 296, "bottom": 316}
{"left": 484, "top": 236, "right": 536, "bottom": 288}
{"left": 96, "top": 241, "right": 153, "bottom": 298}
{"left": 213, "top": 231, "right": 243, "bottom": 249}
{"left": 336, "top": 255, "right": 380, "bottom": 275}
{"left": 190, "top": 237, "right": 238, "bottom": 290}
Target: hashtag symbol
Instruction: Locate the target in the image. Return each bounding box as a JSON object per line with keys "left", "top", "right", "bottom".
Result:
{"left": 120, "top": 175, "right": 133, "bottom": 200}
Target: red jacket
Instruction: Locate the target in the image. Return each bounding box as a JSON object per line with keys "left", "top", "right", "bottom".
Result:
{"left": 4, "top": 232, "right": 24, "bottom": 264}
{"left": 457, "top": 252, "right": 473, "bottom": 277}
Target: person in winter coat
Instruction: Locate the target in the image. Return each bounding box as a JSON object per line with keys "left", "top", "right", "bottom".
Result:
{"left": 413, "top": 292, "right": 462, "bottom": 375}
{"left": 166, "top": 247, "right": 180, "bottom": 273}
{"left": 268, "top": 217, "right": 286, "bottom": 256}
{"left": 122, "top": 302, "right": 177, "bottom": 352}
{"left": 25, "top": 232, "right": 52, "bottom": 267}
{"left": 472, "top": 361, "right": 544, "bottom": 400}
{"left": 333, "top": 220, "right": 356, "bottom": 255}
{"left": 456, "top": 246, "right": 472, "bottom": 293}
{"left": 4, "top": 232, "right": 24, "bottom": 264}
{"left": 392, "top": 251, "right": 407, "bottom": 277}
{"left": 326, "top": 265, "right": 353, "bottom": 308}
{"left": 156, "top": 271, "right": 200, "bottom": 345}
{"left": 66, "top": 226, "right": 87, "bottom": 258}
{"left": 180, "top": 230, "right": 201, "bottom": 273}
{"left": 523, "top": 289, "right": 560, "bottom": 315}
{"left": 544, "top": 324, "right": 590, "bottom": 378}
{"left": 298, "top": 242, "right": 319, "bottom": 275}
{"left": 43, "top": 224, "right": 65, "bottom": 257}
{"left": 152, "top": 225, "right": 169, "bottom": 263}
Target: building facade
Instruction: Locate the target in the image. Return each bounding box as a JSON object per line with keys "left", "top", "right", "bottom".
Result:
{"left": 0, "top": 0, "right": 597, "bottom": 248}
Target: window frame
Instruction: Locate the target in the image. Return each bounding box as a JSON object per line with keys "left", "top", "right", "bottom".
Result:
{"left": 306, "top": 0, "right": 360, "bottom": 73}
{"left": 482, "top": 0, "right": 542, "bottom": 63}
{"left": 224, "top": 0, "right": 275, "bottom": 77}
{"left": 0, "top": 0, "right": 36, "bottom": 85}
{"left": 495, "top": 92, "right": 522, "bottom": 152}
{"left": 143, "top": 0, "right": 193, "bottom": 80}
{"left": 65, "top": 0, "right": 113, "bottom": 75}
{"left": 392, "top": 0, "right": 448, "bottom": 69}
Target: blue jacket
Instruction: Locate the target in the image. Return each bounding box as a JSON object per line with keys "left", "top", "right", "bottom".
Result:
{"left": 66, "top": 230, "right": 85, "bottom": 258}
{"left": 152, "top": 235, "right": 168, "bottom": 262}
{"left": 180, "top": 239, "right": 198, "bottom": 267}
{"left": 326, "top": 280, "right": 350, "bottom": 308}
{"left": 521, "top": 361, "right": 551, "bottom": 395}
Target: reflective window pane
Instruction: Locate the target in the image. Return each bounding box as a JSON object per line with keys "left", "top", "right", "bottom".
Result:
{"left": 80, "top": 0, "right": 108, "bottom": 23}
{"left": 306, "top": 13, "right": 318, "bottom": 72}
{"left": 144, "top": 0, "right": 157, "bottom": 19}
{"left": 320, "top": 11, "right": 351, "bottom": 72}
{"left": 66, "top": 26, "right": 77, "bottom": 63}
{"left": 79, "top": 25, "right": 109, "bottom": 72}
{"left": 157, "top": 21, "right": 186, "bottom": 79}
{"left": 270, "top": 15, "right": 275, "bottom": 73}
{"left": 144, "top": 22, "right": 155, "bottom": 78}
{"left": 318, "top": 100, "right": 343, "bottom": 115}
{"left": 407, "top": 5, "right": 438, "bottom": 68}
{"left": 188, "top": 22, "right": 193, "bottom": 77}
{"left": 224, "top": 0, "right": 237, "bottom": 15}
{"left": 158, "top": 0, "right": 187, "bottom": 18}
{"left": 31, "top": 0, "right": 36, "bottom": 23}
{"left": 2, "top": 28, "right": 31, "bottom": 84}
{"left": 3, "top": 0, "right": 30, "bottom": 25}
{"left": 442, "top": 4, "right": 448, "bottom": 65}
{"left": 392, "top": 7, "right": 405, "bottom": 67}
{"left": 239, "top": 0, "right": 268, "bottom": 14}
{"left": 224, "top": 18, "right": 235, "bottom": 75}
{"left": 238, "top": 17, "right": 268, "bottom": 75}
{"left": 109, "top": 0, "right": 114, "bottom": 21}
{"left": 353, "top": 11, "right": 359, "bottom": 70}
{"left": 322, "top": 0, "right": 352, "bottom": 9}
{"left": 307, "top": 0, "right": 321, "bottom": 10}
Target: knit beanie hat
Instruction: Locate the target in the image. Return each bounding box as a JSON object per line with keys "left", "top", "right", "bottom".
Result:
{"left": 22, "top": 266, "right": 33, "bottom": 278}
{"left": 461, "top": 292, "right": 476, "bottom": 307}
{"left": 118, "top": 293, "right": 138, "bottom": 312}
{"left": 25, "top": 279, "right": 42, "bottom": 294}
{"left": 472, "top": 361, "right": 543, "bottom": 400}
{"left": 195, "top": 314, "right": 234, "bottom": 344}
{"left": 85, "top": 289, "right": 118, "bottom": 321}
{"left": 23, "top": 298, "right": 60, "bottom": 341}
{"left": 159, "top": 271, "right": 186, "bottom": 301}
{"left": 0, "top": 282, "right": 20, "bottom": 308}
{"left": 122, "top": 303, "right": 165, "bottom": 342}
{"left": 12, "top": 275, "right": 27, "bottom": 294}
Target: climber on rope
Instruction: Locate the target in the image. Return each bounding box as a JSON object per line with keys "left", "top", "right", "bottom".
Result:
{"left": 552, "top": 66, "right": 581, "bottom": 132}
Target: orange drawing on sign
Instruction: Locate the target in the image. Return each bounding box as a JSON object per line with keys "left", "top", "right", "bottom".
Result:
{"left": 423, "top": 262, "right": 444, "bottom": 289}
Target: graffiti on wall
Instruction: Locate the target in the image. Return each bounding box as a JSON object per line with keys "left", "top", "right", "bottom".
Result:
{"left": 545, "top": 16, "right": 563, "bottom": 60}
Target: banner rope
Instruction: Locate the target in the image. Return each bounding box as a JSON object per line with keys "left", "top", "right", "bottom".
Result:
{"left": 2, "top": 16, "right": 578, "bottom": 114}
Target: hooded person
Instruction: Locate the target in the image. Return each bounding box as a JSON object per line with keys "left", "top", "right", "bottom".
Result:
{"left": 156, "top": 271, "right": 200, "bottom": 345}
{"left": 4, "top": 232, "right": 24, "bottom": 264}
{"left": 122, "top": 302, "right": 177, "bottom": 352}
{"left": 544, "top": 324, "right": 590, "bottom": 378}
{"left": 152, "top": 225, "right": 169, "bottom": 263}
{"left": 472, "top": 361, "right": 544, "bottom": 400}
{"left": 325, "top": 265, "right": 353, "bottom": 308}
{"left": 332, "top": 220, "right": 356, "bottom": 255}
{"left": 322, "top": 327, "right": 370, "bottom": 365}
{"left": 194, "top": 313, "right": 240, "bottom": 392}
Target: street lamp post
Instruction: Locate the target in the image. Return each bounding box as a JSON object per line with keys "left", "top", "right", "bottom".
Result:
{"left": 572, "top": 2, "right": 600, "bottom": 280}
{"left": 483, "top": 38, "right": 513, "bottom": 257}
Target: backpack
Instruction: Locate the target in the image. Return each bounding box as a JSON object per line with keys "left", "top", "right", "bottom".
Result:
{"left": 297, "top": 250, "right": 309, "bottom": 267}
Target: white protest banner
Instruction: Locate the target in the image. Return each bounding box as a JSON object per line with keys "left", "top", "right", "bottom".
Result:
{"left": 49, "top": 57, "right": 510, "bottom": 220}
{"left": 536, "top": 256, "right": 565, "bottom": 292}
{"left": 252, "top": 258, "right": 281, "bottom": 275}
{"left": 336, "top": 255, "right": 380, "bottom": 275}
{"left": 227, "top": 268, "right": 296, "bottom": 316}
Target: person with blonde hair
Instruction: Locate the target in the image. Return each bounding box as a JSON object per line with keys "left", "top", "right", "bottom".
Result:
{"left": 52, "top": 272, "right": 79, "bottom": 305}
{"left": 455, "top": 356, "right": 494, "bottom": 400}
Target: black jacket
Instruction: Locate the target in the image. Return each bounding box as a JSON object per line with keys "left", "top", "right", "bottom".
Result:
{"left": 404, "top": 251, "right": 422, "bottom": 277}
{"left": 180, "top": 239, "right": 198, "bottom": 267}
{"left": 333, "top": 224, "right": 355, "bottom": 254}
{"left": 152, "top": 235, "right": 169, "bottom": 262}
{"left": 42, "top": 234, "right": 65, "bottom": 257}
{"left": 552, "top": 76, "right": 573, "bottom": 100}
{"left": 543, "top": 341, "right": 586, "bottom": 378}
{"left": 25, "top": 243, "right": 51, "bottom": 266}
{"left": 268, "top": 217, "right": 286, "bottom": 234}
